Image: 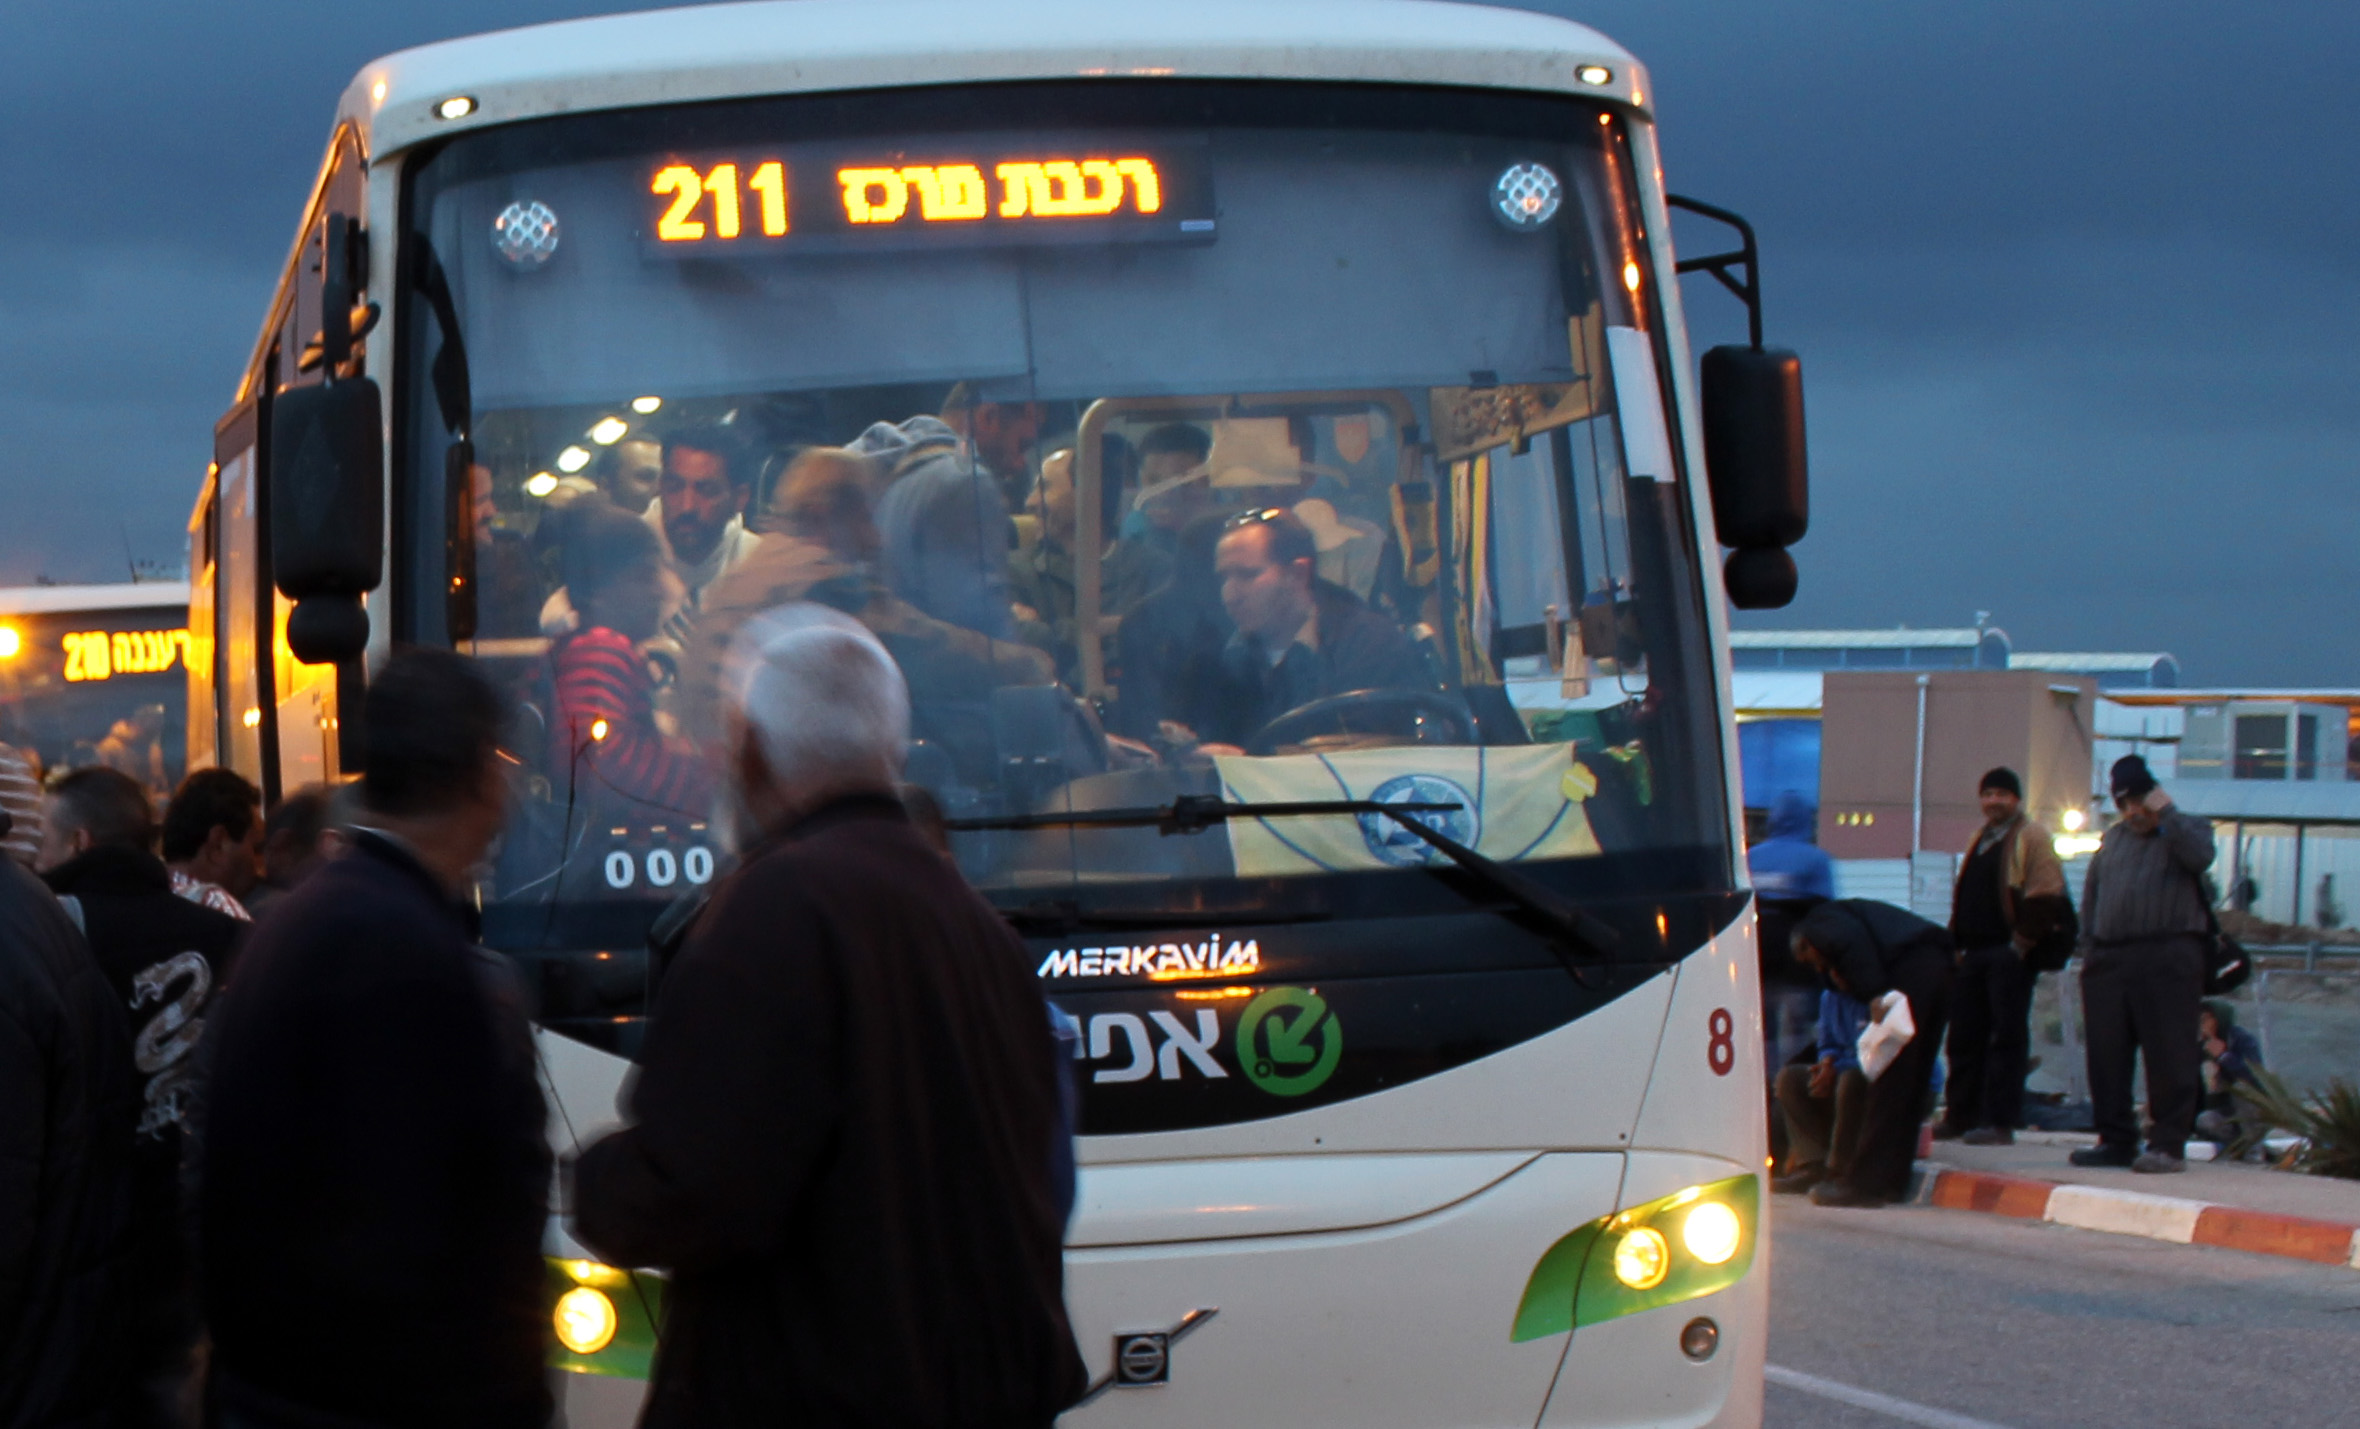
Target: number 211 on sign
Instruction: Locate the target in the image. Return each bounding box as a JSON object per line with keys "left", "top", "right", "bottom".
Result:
{"left": 652, "top": 162, "right": 789, "bottom": 241}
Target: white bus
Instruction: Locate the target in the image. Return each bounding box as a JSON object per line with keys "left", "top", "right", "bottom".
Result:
{"left": 195, "top": 2, "right": 1812, "bottom": 1423}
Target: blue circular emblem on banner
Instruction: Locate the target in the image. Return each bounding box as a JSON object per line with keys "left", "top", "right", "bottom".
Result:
{"left": 1357, "top": 774, "right": 1479, "bottom": 867}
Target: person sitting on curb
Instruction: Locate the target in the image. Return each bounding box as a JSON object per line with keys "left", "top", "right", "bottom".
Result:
{"left": 1773, "top": 984, "right": 1871, "bottom": 1195}
{"left": 1789, "top": 899, "right": 1956, "bottom": 1208}
{"left": 2194, "top": 999, "right": 2266, "bottom": 1150}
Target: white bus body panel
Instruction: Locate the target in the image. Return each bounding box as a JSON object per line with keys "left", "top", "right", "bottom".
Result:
{"left": 340, "top": 0, "right": 1650, "bottom": 163}
{"left": 537, "top": 920, "right": 1763, "bottom": 1428}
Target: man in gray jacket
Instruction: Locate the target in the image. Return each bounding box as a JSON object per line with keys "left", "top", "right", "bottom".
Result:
{"left": 2072, "top": 755, "right": 2215, "bottom": 1173}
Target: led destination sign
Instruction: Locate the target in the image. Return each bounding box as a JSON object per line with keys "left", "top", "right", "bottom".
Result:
{"left": 646, "top": 142, "right": 1210, "bottom": 253}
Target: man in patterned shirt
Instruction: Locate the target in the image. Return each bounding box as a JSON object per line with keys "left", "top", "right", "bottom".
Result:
{"left": 160, "top": 768, "right": 264, "bottom": 921}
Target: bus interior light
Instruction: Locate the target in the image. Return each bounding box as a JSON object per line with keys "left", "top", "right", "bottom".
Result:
{"left": 553, "top": 1286, "right": 617, "bottom": 1354}
{"left": 1612, "top": 1226, "right": 1669, "bottom": 1289}
{"left": 523, "top": 472, "right": 559, "bottom": 498}
{"left": 631, "top": 395, "right": 662, "bottom": 414}
{"left": 589, "top": 417, "right": 629, "bottom": 445}
{"left": 436, "top": 95, "right": 477, "bottom": 120}
{"left": 556, "top": 446, "right": 592, "bottom": 473}
{"left": 1681, "top": 1200, "right": 1742, "bottom": 1265}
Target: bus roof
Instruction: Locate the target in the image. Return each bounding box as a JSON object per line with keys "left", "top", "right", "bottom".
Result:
{"left": 343, "top": 0, "right": 1646, "bottom": 158}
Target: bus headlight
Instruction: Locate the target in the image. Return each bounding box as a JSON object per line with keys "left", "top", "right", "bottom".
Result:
{"left": 1511, "top": 1174, "right": 1759, "bottom": 1342}
{"left": 554, "top": 1286, "right": 617, "bottom": 1355}
{"left": 1682, "top": 1201, "right": 1743, "bottom": 1265}
{"left": 1612, "top": 1226, "right": 1670, "bottom": 1289}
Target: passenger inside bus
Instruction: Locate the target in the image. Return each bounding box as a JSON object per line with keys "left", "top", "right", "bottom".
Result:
{"left": 868, "top": 391, "right": 1043, "bottom": 639}
{"left": 648, "top": 422, "right": 762, "bottom": 613}
{"left": 1008, "top": 448, "right": 1077, "bottom": 678}
{"left": 1103, "top": 422, "right": 1213, "bottom": 616}
{"left": 1203, "top": 507, "right": 1425, "bottom": 748}
{"left": 597, "top": 435, "right": 663, "bottom": 516}
{"left": 550, "top": 503, "right": 714, "bottom": 816}
{"left": 1110, "top": 510, "right": 1238, "bottom": 744}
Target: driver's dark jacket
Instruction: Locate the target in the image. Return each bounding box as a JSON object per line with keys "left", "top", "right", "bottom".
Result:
{"left": 1217, "top": 579, "right": 1425, "bottom": 742}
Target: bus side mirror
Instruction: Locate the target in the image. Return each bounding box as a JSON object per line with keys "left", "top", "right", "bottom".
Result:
{"left": 1700, "top": 344, "right": 1807, "bottom": 609}
{"left": 270, "top": 377, "right": 384, "bottom": 663}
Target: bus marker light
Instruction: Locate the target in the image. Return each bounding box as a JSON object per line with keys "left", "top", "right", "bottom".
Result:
{"left": 1577, "top": 65, "right": 1613, "bottom": 86}
{"left": 554, "top": 1286, "right": 617, "bottom": 1354}
{"left": 1682, "top": 1201, "right": 1742, "bottom": 1265}
{"left": 1612, "top": 1226, "right": 1669, "bottom": 1289}
{"left": 1680, "top": 1317, "right": 1719, "bottom": 1361}
{"left": 0, "top": 626, "right": 18, "bottom": 659}
{"left": 436, "top": 95, "right": 477, "bottom": 120}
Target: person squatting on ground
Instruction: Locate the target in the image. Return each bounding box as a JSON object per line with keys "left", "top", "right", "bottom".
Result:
{"left": 197, "top": 650, "right": 550, "bottom": 1429}
{"left": 2071, "top": 754, "right": 2215, "bottom": 1174}
{"left": 2195, "top": 999, "right": 2267, "bottom": 1149}
{"left": 0, "top": 832, "right": 138, "bottom": 1428}
{"left": 35, "top": 765, "right": 244, "bottom": 1426}
{"left": 1789, "top": 899, "right": 1956, "bottom": 1207}
{"left": 1772, "top": 985, "right": 1870, "bottom": 1195}
{"left": 1936, "top": 767, "right": 2068, "bottom": 1147}
{"left": 572, "top": 603, "right": 1086, "bottom": 1428}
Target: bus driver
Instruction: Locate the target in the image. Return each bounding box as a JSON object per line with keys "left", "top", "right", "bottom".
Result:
{"left": 1206, "top": 507, "right": 1424, "bottom": 748}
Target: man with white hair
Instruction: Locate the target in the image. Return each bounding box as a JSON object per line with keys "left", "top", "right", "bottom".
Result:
{"left": 572, "top": 605, "right": 1086, "bottom": 1427}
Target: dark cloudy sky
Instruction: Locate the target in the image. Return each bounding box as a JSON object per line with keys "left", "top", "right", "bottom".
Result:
{"left": 3, "top": 1, "right": 2353, "bottom": 683}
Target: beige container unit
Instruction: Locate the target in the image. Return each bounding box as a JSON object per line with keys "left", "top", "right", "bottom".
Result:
{"left": 1819, "top": 670, "right": 2096, "bottom": 861}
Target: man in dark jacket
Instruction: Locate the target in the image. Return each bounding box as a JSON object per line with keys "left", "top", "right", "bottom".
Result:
{"left": 1938, "top": 767, "right": 2070, "bottom": 1147}
{"left": 198, "top": 651, "right": 550, "bottom": 1428}
{"left": 2071, "top": 754, "right": 2215, "bottom": 1174}
{"left": 574, "top": 605, "right": 1085, "bottom": 1427}
{"left": 1211, "top": 508, "right": 1425, "bottom": 745}
{"left": 0, "top": 837, "right": 137, "bottom": 1429}
{"left": 38, "top": 766, "right": 243, "bottom": 1426}
{"left": 1790, "top": 899, "right": 1955, "bottom": 1207}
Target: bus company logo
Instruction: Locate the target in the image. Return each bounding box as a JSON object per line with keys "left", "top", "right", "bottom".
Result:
{"left": 1356, "top": 774, "right": 1477, "bottom": 867}
{"left": 1036, "top": 940, "right": 1260, "bottom": 981}
{"left": 1236, "top": 986, "right": 1343, "bottom": 1097}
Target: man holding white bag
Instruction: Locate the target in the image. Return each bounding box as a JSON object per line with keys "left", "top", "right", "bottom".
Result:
{"left": 1790, "top": 900, "right": 1957, "bottom": 1208}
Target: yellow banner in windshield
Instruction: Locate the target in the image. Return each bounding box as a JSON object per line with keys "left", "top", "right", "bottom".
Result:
{"left": 1213, "top": 744, "right": 1601, "bottom": 878}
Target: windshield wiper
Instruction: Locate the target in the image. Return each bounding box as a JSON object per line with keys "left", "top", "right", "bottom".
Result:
{"left": 949, "top": 795, "right": 1620, "bottom": 968}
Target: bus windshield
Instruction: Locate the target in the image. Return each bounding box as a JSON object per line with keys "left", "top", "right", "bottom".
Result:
{"left": 402, "top": 81, "right": 1729, "bottom": 957}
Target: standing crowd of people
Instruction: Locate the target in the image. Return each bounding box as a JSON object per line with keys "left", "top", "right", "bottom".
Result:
{"left": 1, "top": 632, "right": 1083, "bottom": 1428}
{"left": 1757, "top": 753, "right": 2252, "bottom": 1209}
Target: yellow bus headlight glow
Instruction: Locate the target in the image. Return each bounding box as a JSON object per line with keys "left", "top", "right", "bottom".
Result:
{"left": 554, "top": 1285, "right": 618, "bottom": 1355}
{"left": 1682, "top": 1200, "right": 1742, "bottom": 1265}
{"left": 1611, "top": 1225, "right": 1670, "bottom": 1289}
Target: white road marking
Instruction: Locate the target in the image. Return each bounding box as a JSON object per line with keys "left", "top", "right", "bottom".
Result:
{"left": 1766, "top": 1365, "right": 2020, "bottom": 1429}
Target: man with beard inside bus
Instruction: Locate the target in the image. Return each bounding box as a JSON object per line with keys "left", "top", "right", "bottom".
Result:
{"left": 551, "top": 503, "right": 715, "bottom": 817}
{"left": 572, "top": 606, "right": 1085, "bottom": 1426}
{"left": 868, "top": 388, "right": 1043, "bottom": 639}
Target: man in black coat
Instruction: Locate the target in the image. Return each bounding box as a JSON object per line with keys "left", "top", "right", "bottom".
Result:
{"left": 0, "top": 829, "right": 138, "bottom": 1428}
{"left": 37, "top": 766, "right": 244, "bottom": 1425}
{"left": 197, "top": 651, "right": 550, "bottom": 1428}
{"left": 1791, "top": 899, "right": 1955, "bottom": 1207}
{"left": 573, "top": 605, "right": 1085, "bottom": 1428}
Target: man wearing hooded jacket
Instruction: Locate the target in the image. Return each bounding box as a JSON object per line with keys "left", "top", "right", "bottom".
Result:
{"left": 1791, "top": 899, "right": 1955, "bottom": 1207}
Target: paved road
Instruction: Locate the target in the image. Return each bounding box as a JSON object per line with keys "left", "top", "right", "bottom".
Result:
{"left": 1763, "top": 1197, "right": 2360, "bottom": 1428}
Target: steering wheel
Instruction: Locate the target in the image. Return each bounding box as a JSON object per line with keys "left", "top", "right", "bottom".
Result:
{"left": 1244, "top": 688, "right": 1477, "bottom": 757}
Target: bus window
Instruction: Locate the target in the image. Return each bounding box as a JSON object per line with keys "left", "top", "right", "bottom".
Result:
{"left": 403, "top": 82, "right": 1728, "bottom": 1007}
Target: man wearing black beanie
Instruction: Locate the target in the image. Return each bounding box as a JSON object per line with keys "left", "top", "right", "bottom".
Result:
{"left": 1937, "top": 767, "right": 2068, "bottom": 1147}
{"left": 2071, "top": 754, "right": 2216, "bottom": 1173}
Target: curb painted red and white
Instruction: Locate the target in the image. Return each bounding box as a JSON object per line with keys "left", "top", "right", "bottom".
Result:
{"left": 1909, "top": 1164, "right": 2360, "bottom": 1270}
